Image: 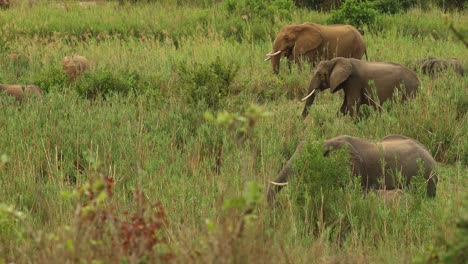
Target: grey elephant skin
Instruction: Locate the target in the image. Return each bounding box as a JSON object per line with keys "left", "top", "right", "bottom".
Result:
{"left": 301, "top": 57, "right": 419, "bottom": 118}
{"left": 266, "top": 135, "right": 438, "bottom": 205}
{"left": 418, "top": 57, "right": 464, "bottom": 77}
{"left": 0, "top": 84, "right": 43, "bottom": 102}
{"left": 265, "top": 23, "right": 367, "bottom": 74}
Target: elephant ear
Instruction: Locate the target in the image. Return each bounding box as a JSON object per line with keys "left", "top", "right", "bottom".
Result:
{"left": 330, "top": 58, "right": 352, "bottom": 93}
{"left": 293, "top": 26, "right": 322, "bottom": 57}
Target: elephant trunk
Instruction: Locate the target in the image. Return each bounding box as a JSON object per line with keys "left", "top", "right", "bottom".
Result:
{"left": 301, "top": 77, "right": 320, "bottom": 119}
{"left": 266, "top": 140, "right": 307, "bottom": 206}
{"left": 266, "top": 167, "right": 293, "bottom": 206}
{"left": 271, "top": 53, "right": 281, "bottom": 74}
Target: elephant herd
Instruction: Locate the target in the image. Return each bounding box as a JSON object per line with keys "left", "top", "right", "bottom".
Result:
{"left": 1, "top": 22, "right": 464, "bottom": 207}
{"left": 0, "top": 55, "right": 90, "bottom": 102}
{"left": 264, "top": 22, "right": 465, "bottom": 205}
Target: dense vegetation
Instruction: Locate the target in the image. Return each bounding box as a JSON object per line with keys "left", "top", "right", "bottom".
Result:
{"left": 0, "top": 0, "right": 466, "bottom": 263}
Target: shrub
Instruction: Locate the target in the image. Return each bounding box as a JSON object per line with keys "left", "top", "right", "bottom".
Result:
{"left": 224, "top": 0, "right": 296, "bottom": 22}
{"left": 297, "top": 0, "right": 422, "bottom": 13}
{"left": 328, "top": 0, "right": 379, "bottom": 32}
{"left": 178, "top": 57, "right": 239, "bottom": 110}
{"left": 74, "top": 70, "right": 140, "bottom": 99}
{"left": 32, "top": 66, "right": 68, "bottom": 93}
{"left": 371, "top": 0, "right": 420, "bottom": 14}
{"left": 288, "top": 140, "right": 361, "bottom": 236}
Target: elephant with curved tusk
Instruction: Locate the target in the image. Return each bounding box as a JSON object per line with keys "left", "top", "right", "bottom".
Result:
{"left": 265, "top": 23, "right": 367, "bottom": 74}
{"left": 0, "top": 84, "right": 43, "bottom": 102}
{"left": 266, "top": 135, "right": 438, "bottom": 206}
{"left": 301, "top": 57, "right": 420, "bottom": 119}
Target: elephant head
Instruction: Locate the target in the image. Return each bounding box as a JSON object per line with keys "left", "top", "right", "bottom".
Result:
{"left": 265, "top": 24, "right": 323, "bottom": 74}
{"left": 301, "top": 57, "right": 352, "bottom": 118}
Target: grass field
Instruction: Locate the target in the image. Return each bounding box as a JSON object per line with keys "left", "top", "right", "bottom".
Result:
{"left": 0, "top": 1, "right": 467, "bottom": 263}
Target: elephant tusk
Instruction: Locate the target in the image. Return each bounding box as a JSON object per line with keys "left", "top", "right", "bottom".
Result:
{"left": 265, "top": 50, "right": 282, "bottom": 57}
{"left": 301, "top": 89, "right": 316, "bottom": 101}
{"left": 264, "top": 57, "right": 272, "bottom": 61}
{"left": 270, "top": 181, "right": 288, "bottom": 186}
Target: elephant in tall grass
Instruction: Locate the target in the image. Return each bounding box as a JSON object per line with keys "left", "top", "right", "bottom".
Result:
{"left": 301, "top": 57, "right": 419, "bottom": 118}
{"left": 62, "top": 55, "right": 91, "bottom": 81}
{"left": 266, "top": 135, "right": 438, "bottom": 205}
{"left": 0, "top": 84, "right": 43, "bottom": 102}
{"left": 265, "top": 23, "right": 367, "bottom": 74}
{"left": 416, "top": 57, "right": 464, "bottom": 77}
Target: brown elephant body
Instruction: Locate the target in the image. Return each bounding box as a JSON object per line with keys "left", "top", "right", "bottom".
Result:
{"left": 0, "top": 84, "right": 43, "bottom": 102}
{"left": 265, "top": 23, "right": 366, "bottom": 74}
{"left": 62, "top": 55, "right": 91, "bottom": 81}
{"left": 266, "top": 135, "right": 438, "bottom": 205}
{"left": 419, "top": 57, "right": 464, "bottom": 77}
{"left": 302, "top": 57, "right": 419, "bottom": 118}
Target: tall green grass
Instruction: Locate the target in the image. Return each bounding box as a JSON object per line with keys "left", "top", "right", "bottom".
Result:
{"left": 0, "top": 2, "right": 467, "bottom": 263}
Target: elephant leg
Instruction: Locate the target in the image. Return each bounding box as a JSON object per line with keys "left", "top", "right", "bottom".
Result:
{"left": 346, "top": 95, "right": 361, "bottom": 117}
{"left": 339, "top": 94, "right": 348, "bottom": 116}
{"left": 287, "top": 58, "right": 292, "bottom": 73}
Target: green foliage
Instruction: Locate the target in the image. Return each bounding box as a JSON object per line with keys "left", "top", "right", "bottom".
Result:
{"left": 0, "top": 2, "right": 466, "bottom": 263}
{"left": 205, "top": 104, "right": 272, "bottom": 141}
{"left": 328, "top": 0, "right": 379, "bottom": 31}
{"left": 74, "top": 70, "right": 140, "bottom": 99}
{"left": 223, "top": 181, "right": 263, "bottom": 210}
{"left": 32, "top": 66, "right": 68, "bottom": 93}
{"left": 178, "top": 57, "right": 239, "bottom": 110}
{"left": 224, "top": 0, "right": 296, "bottom": 22}
{"left": 295, "top": 0, "right": 465, "bottom": 11}
{"left": 372, "top": 0, "right": 418, "bottom": 14}
{"left": 289, "top": 141, "right": 361, "bottom": 235}
{"left": 414, "top": 211, "right": 468, "bottom": 263}
{"left": 0, "top": 204, "right": 27, "bottom": 250}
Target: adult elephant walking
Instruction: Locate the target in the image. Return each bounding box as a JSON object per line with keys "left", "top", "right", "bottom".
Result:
{"left": 301, "top": 57, "right": 419, "bottom": 118}
{"left": 266, "top": 135, "right": 438, "bottom": 206}
{"left": 265, "top": 23, "right": 367, "bottom": 74}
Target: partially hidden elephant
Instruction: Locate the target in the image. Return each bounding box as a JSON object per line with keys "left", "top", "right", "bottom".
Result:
{"left": 62, "top": 55, "right": 91, "bottom": 81}
{"left": 417, "top": 57, "right": 464, "bottom": 77}
{"left": 265, "top": 23, "right": 367, "bottom": 74}
{"left": 301, "top": 57, "right": 419, "bottom": 119}
{"left": 266, "top": 135, "right": 438, "bottom": 205}
{"left": 0, "top": 84, "right": 43, "bottom": 102}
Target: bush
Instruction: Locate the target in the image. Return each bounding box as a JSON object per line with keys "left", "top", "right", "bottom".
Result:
{"left": 328, "top": 0, "right": 379, "bottom": 31}
{"left": 178, "top": 57, "right": 239, "bottom": 110}
{"left": 74, "top": 70, "right": 140, "bottom": 99}
{"left": 224, "top": 0, "right": 296, "bottom": 22}
{"left": 32, "top": 66, "right": 68, "bottom": 93}
{"left": 289, "top": 140, "right": 361, "bottom": 236}
{"left": 297, "top": 0, "right": 423, "bottom": 13}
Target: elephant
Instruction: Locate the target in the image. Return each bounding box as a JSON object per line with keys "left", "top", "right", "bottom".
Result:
{"left": 266, "top": 135, "right": 438, "bottom": 206}
{"left": 301, "top": 57, "right": 420, "bottom": 119}
{"left": 0, "top": 84, "right": 43, "bottom": 102}
{"left": 265, "top": 23, "right": 367, "bottom": 74}
{"left": 418, "top": 57, "right": 464, "bottom": 77}
{"left": 62, "top": 55, "right": 91, "bottom": 81}
{"left": 0, "top": 0, "right": 9, "bottom": 9}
